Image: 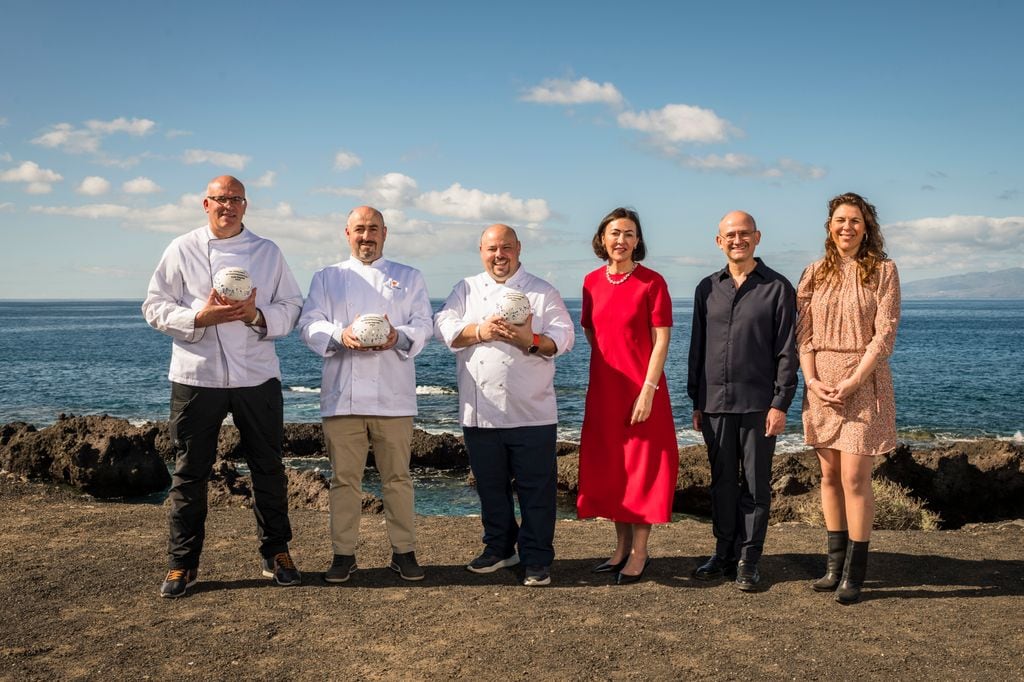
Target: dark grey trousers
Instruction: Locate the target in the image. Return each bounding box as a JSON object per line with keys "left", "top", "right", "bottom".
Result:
{"left": 701, "top": 411, "right": 776, "bottom": 564}
{"left": 463, "top": 424, "right": 558, "bottom": 569}
{"left": 167, "top": 379, "right": 292, "bottom": 569}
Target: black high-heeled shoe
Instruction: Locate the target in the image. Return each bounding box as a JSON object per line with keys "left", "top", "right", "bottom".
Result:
{"left": 615, "top": 557, "right": 651, "bottom": 585}
{"left": 592, "top": 557, "right": 628, "bottom": 573}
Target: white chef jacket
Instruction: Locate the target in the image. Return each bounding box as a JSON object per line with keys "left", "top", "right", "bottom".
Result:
{"left": 299, "top": 257, "right": 433, "bottom": 417}
{"left": 142, "top": 225, "right": 303, "bottom": 388}
{"left": 434, "top": 266, "right": 575, "bottom": 428}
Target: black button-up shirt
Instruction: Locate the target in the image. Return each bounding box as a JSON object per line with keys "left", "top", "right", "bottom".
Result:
{"left": 687, "top": 258, "right": 798, "bottom": 414}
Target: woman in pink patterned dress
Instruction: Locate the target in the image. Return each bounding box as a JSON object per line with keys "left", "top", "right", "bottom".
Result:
{"left": 797, "top": 192, "right": 901, "bottom": 604}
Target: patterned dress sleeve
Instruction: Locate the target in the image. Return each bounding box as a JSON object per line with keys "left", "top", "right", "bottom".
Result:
{"left": 864, "top": 260, "right": 901, "bottom": 359}
{"left": 796, "top": 262, "right": 817, "bottom": 355}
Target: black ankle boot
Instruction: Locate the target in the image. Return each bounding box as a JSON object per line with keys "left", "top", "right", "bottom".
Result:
{"left": 835, "top": 540, "right": 869, "bottom": 604}
{"left": 812, "top": 530, "right": 848, "bottom": 592}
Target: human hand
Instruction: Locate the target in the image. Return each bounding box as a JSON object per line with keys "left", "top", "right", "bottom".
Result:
{"left": 692, "top": 409, "right": 702, "bottom": 431}
{"left": 195, "top": 288, "right": 255, "bottom": 328}
{"left": 834, "top": 376, "right": 862, "bottom": 401}
{"left": 630, "top": 384, "right": 655, "bottom": 425}
{"left": 807, "top": 378, "right": 843, "bottom": 405}
{"left": 765, "top": 407, "right": 786, "bottom": 437}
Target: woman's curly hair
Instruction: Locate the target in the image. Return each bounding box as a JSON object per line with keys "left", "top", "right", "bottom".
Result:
{"left": 818, "top": 192, "right": 887, "bottom": 286}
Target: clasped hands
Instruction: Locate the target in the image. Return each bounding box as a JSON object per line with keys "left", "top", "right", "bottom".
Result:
{"left": 196, "top": 288, "right": 259, "bottom": 328}
{"left": 808, "top": 375, "right": 862, "bottom": 405}
{"left": 477, "top": 313, "right": 535, "bottom": 352}
{"left": 342, "top": 314, "right": 399, "bottom": 352}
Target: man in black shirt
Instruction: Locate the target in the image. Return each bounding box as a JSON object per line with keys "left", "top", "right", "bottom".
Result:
{"left": 687, "top": 210, "right": 798, "bottom": 591}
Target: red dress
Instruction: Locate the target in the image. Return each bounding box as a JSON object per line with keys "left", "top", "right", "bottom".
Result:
{"left": 577, "top": 264, "right": 679, "bottom": 523}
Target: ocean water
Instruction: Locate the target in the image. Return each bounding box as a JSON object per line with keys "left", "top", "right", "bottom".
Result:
{"left": 1, "top": 299, "right": 1021, "bottom": 513}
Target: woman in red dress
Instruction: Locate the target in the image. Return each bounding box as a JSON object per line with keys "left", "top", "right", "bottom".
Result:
{"left": 578, "top": 207, "right": 680, "bottom": 584}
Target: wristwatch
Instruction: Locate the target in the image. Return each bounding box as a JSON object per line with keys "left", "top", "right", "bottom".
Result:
{"left": 528, "top": 333, "right": 540, "bottom": 355}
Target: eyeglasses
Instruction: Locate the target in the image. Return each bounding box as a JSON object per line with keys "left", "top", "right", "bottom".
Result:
{"left": 720, "top": 230, "right": 756, "bottom": 243}
{"left": 207, "top": 195, "right": 247, "bottom": 206}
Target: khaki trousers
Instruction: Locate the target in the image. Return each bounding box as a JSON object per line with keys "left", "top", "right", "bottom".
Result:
{"left": 322, "top": 415, "right": 416, "bottom": 554}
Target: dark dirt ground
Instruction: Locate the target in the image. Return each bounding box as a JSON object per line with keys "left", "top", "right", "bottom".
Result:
{"left": 1, "top": 475, "right": 1023, "bottom": 681}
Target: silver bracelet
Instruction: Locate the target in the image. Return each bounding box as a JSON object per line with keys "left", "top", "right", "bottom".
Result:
{"left": 644, "top": 380, "right": 658, "bottom": 390}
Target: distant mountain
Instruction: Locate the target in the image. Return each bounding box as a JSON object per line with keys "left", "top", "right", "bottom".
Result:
{"left": 902, "top": 267, "right": 1024, "bottom": 299}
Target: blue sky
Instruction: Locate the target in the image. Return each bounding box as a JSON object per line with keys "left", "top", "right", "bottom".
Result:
{"left": 1, "top": 1, "right": 1022, "bottom": 299}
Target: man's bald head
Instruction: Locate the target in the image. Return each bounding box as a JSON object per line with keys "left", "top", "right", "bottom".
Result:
{"left": 203, "top": 175, "right": 247, "bottom": 238}
{"left": 479, "top": 224, "right": 522, "bottom": 283}
{"left": 346, "top": 205, "right": 387, "bottom": 264}
{"left": 716, "top": 210, "right": 761, "bottom": 267}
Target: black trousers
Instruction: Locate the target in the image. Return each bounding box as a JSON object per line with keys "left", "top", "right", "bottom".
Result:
{"left": 463, "top": 424, "right": 558, "bottom": 568}
{"left": 167, "top": 379, "right": 292, "bottom": 569}
{"left": 701, "top": 411, "right": 775, "bottom": 564}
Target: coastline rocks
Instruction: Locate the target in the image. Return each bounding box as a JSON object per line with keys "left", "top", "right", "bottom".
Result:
{"left": 199, "top": 460, "right": 383, "bottom": 513}
{"left": 0, "top": 414, "right": 169, "bottom": 498}
{"left": 876, "top": 440, "right": 1024, "bottom": 526}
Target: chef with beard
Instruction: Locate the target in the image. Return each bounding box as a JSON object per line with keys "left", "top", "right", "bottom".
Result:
{"left": 298, "top": 205, "right": 433, "bottom": 583}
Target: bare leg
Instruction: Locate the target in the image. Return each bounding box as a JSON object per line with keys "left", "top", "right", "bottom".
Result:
{"left": 611, "top": 522, "right": 633, "bottom": 564}
{"left": 621, "top": 523, "right": 651, "bottom": 576}
{"left": 817, "top": 448, "right": 847, "bottom": 531}
{"left": 841, "top": 452, "right": 875, "bottom": 541}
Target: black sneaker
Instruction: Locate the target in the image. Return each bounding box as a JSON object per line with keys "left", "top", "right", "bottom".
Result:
{"left": 261, "top": 552, "right": 302, "bottom": 586}
{"left": 466, "top": 551, "right": 520, "bottom": 574}
{"left": 523, "top": 565, "right": 551, "bottom": 587}
{"left": 324, "top": 554, "right": 357, "bottom": 583}
{"left": 389, "top": 551, "right": 425, "bottom": 581}
{"left": 160, "top": 568, "right": 197, "bottom": 598}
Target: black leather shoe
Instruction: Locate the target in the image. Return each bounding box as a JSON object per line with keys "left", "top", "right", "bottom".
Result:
{"left": 693, "top": 555, "right": 737, "bottom": 581}
{"left": 615, "top": 557, "right": 651, "bottom": 585}
{"left": 735, "top": 560, "right": 761, "bottom": 592}
{"left": 592, "top": 557, "right": 628, "bottom": 573}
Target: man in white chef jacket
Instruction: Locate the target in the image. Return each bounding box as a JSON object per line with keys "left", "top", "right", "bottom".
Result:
{"left": 299, "top": 205, "right": 433, "bottom": 583}
{"left": 143, "top": 175, "right": 304, "bottom": 598}
{"left": 434, "top": 224, "right": 575, "bottom": 587}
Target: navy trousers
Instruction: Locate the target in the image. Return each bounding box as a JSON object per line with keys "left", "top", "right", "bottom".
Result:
{"left": 462, "top": 424, "right": 557, "bottom": 568}
{"left": 167, "top": 379, "right": 292, "bottom": 569}
{"left": 701, "top": 411, "right": 775, "bottom": 564}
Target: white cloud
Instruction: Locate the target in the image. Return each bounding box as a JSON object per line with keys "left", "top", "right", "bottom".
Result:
{"left": 334, "top": 150, "right": 362, "bottom": 171}
{"left": 77, "top": 176, "right": 111, "bottom": 195}
{"left": 316, "top": 172, "right": 420, "bottom": 209}
{"left": 122, "top": 176, "right": 161, "bottom": 194}
{"left": 0, "top": 161, "right": 63, "bottom": 193}
{"left": 520, "top": 77, "right": 624, "bottom": 107}
{"left": 522, "top": 74, "right": 823, "bottom": 182}
{"left": 0, "top": 152, "right": 11, "bottom": 162}
{"left": 679, "top": 153, "right": 826, "bottom": 180}
{"left": 32, "top": 123, "right": 100, "bottom": 154}
{"left": 31, "top": 117, "right": 155, "bottom": 156}
{"left": 885, "top": 215, "right": 1024, "bottom": 270}
{"left": 250, "top": 171, "right": 276, "bottom": 188}
{"left": 84, "top": 117, "right": 155, "bottom": 136}
{"left": 414, "top": 183, "right": 551, "bottom": 223}
{"left": 32, "top": 203, "right": 133, "bottom": 219}
{"left": 618, "top": 104, "right": 735, "bottom": 145}
{"left": 0, "top": 201, "right": 14, "bottom": 211}
{"left": 78, "top": 265, "right": 134, "bottom": 277}
{"left": 182, "top": 148, "right": 251, "bottom": 170}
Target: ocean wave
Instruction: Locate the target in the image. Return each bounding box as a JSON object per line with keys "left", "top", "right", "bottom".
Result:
{"left": 416, "top": 385, "right": 456, "bottom": 395}
{"left": 288, "top": 386, "right": 321, "bottom": 393}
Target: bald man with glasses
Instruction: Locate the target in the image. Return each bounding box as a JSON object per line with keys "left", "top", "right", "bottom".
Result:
{"left": 143, "top": 175, "right": 304, "bottom": 598}
{"left": 687, "top": 210, "right": 798, "bottom": 592}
